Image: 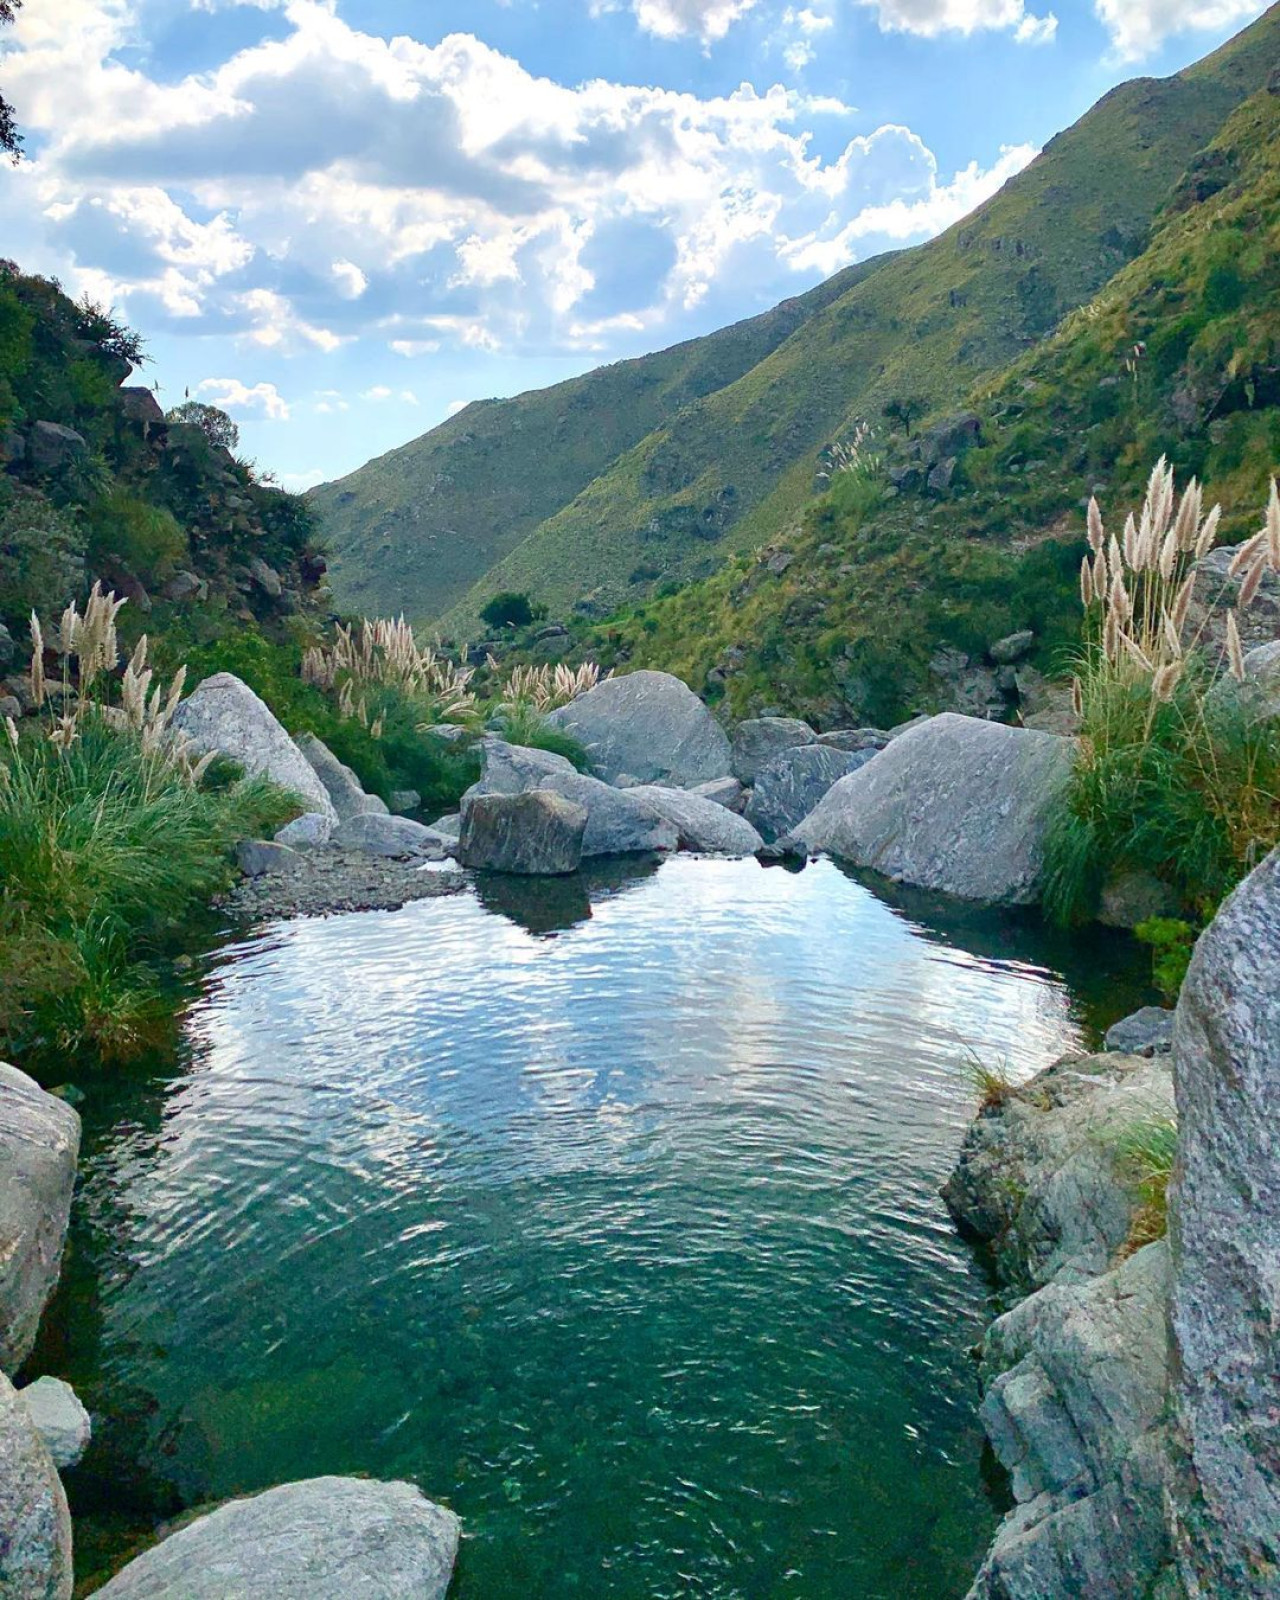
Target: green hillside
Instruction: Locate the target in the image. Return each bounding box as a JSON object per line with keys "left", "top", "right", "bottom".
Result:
{"left": 312, "top": 4, "right": 1280, "bottom": 638}
{"left": 311, "top": 256, "right": 890, "bottom": 623}
{"left": 585, "top": 71, "right": 1280, "bottom": 728}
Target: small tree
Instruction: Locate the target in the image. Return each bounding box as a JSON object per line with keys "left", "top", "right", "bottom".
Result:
{"left": 881, "top": 396, "right": 926, "bottom": 440}
{"left": 165, "top": 401, "right": 239, "bottom": 452}
{"left": 480, "top": 591, "right": 544, "bottom": 630}
{"left": 1, "top": 1, "right": 21, "bottom": 163}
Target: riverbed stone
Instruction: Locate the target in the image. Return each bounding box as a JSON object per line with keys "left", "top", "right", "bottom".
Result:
{"left": 793, "top": 713, "right": 1074, "bottom": 905}
{"left": 17, "top": 1378, "right": 90, "bottom": 1470}
{"left": 744, "top": 744, "right": 873, "bottom": 843}
{"left": 274, "top": 812, "right": 332, "bottom": 851}
{"left": 729, "top": 717, "right": 816, "bottom": 783}
{"left": 295, "top": 733, "right": 387, "bottom": 823}
{"left": 0, "top": 1064, "right": 80, "bottom": 1375}
{"left": 0, "top": 1371, "right": 72, "bottom": 1600}
{"left": 1167, "top": 844, "right": 1280, "bottom": 1597}
{"left": 459, "top": 790, "right": 587, "bottom": 875}
{"left": 547, "top": 670, "right": 732, "bottom": 786}
{"left": 94, "top": 1476, "right": 460, "bottom": 1600}
{"left": 331, "top": 814, "right": 448, "bottom": 861}
{"left": 1104, "top": 1007, "right": 1174, "bottom": 1057}
{"left": 624, "top": 786, "right": 762, "bottom": 856}
{"left": 237, "top": 840, "right": 299, "bottom": 877}
{"left": 172, "top": 675, "right": 337, "bottom": 823}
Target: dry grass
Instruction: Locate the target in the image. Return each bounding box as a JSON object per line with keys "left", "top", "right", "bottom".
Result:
{"left": 496, "top": 660, "right": 606, "bottom": 714}
{"left": 302, "top": 616, "right": 477, "bottom": 730}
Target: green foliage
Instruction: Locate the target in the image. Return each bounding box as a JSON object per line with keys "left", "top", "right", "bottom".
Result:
{"left": 1135, "top": 917, "right": 1197, "bottom": 1002}
{"left": 488, "top": 700, "right": 590, "bottom": 770}
{"left": 1107, "top": 1115, "right": 1178, "bottom": 1253}
{"left": 165, "top": 400, "right": 239, "bottom": 452}
{"left": 480, "top": 591, "right": 544, "bottom": 630}
{"left": 0, "top": 483, "right": 85, "bottom": 627}
{"left": 882, "top": 396, "right": 925, "bottom": 438}
{"left": 86, "top": 486, "right": 187, "bottom": 577}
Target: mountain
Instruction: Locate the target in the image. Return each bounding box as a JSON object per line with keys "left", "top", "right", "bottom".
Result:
{"left": 312, "top": 5, "right": 1280, "bottom": 636}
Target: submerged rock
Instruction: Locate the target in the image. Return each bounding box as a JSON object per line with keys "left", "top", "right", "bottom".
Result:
{"left": 794, "top": 713, "right": 1074, "bottom": 905}
{"left": 173, "top": 675, "right": 336, "bottom": 823}
{"left": 623, "top": 785, "right": 762, "bottom": 856}
{"left": 17, "top": 1378, "right": 90, "bottom": 1470}
{"left": 729, "top": 717, "right": 816, "bottom": 784}
{"left": 459, "top": 790, "right": 588, "bottom": 875}
{"left": 1168, "top": 845, "right": 1280, "bottom": 1597}
{"left": 744, "top": 744, "right": 872, "bottom": 843}
{"left": 0, "top": 1372, "right": 71, "bottom": 1600}
{"left": 94, "top": 1476, "right": 459, "bottom": 1600}
{"left": 547, "top": 670, "right": 731, "bottom": 786}
{"left": 0, "top": 1064, "right": 80, "bottom": 1375}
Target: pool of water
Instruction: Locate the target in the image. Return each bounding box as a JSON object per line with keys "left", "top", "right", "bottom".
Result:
{"left": 41, "top": 857, "right": 1153, "bottom": 1597}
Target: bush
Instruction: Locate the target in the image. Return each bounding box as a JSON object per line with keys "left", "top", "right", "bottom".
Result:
{"left": 1134, "top": 917, "right": 1196, "bottom": 1001}
{"left": 164, "top": 400, "right": 239, "bottom": 452}
{"left": 86, "top": 486, "right": 187, "bottom": 578}
{"left": 481, "top": 591, "right": 544, "bottom": 630}
{"left": 0, "top": 485, "right": 86, "bottom": 628}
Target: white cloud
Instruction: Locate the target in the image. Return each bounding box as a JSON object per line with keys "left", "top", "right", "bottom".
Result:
{"left": 1093, "top": 0, "right": 1264, "bottom": 59}
{"left": 856, "top": 0, "right": 1057, "bottom": 41}
{"left": 196, "top": 377, "right": 291, "bottom": 419}
{"left": 361, "top": 385, "right": 419, "bottom": 403}
{"left": 631, "top": 0, "right": 759, "bottom": 42}
{"left": 331, "top": 259, "right": 368, "bottom": 298}
{"left": 445, "top": 400, "right": 469, "bottom": 417}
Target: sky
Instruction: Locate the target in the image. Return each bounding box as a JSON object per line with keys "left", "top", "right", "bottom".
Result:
{"left": 0, "top": 0, "right": 1270, "bottom": 489}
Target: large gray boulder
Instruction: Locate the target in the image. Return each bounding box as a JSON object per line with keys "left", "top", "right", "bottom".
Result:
{"left": 295, "top": 733, "right": 388, "bottom": 824}
{"left": 172, "top": 676, "right": 336, "bottom": 824}
{"left": 547, "top": 671, "right": 731, "bottom": 786}
{"left": 793, "top": 713, "right": 1074, "bottom": 905}
{"left": 459, "top": 790, "right": 587, "bottom": 875}
{"left": 0, "top": 1371, "right": 72, "bottom": 1600}
{"left": 1167, "top": 845, "right": 1280, "bottom": 1597}
{"left": 463, "top": 738, "right": 577, "bottom": 797}
{"left": 94, "top": 1476, "right": 459, "bottom": 1599}
{"left": 624, "top": 786, "right": 762, "bottom": 856}
{"left": 0, "top": 1065, "right": 80, "bottom": 1375}
{"left": 730, "top": 717, "right": 816, "bottom": 784}
{"left": 744, "top": 745, "right": 873, "bottom": 843}
{"left": 330, "top": 814, "right": 449, "bottom": 861}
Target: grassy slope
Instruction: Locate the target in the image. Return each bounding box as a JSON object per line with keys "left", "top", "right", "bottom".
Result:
{"left": 435, "top": 8, "right": 1279, "bottom": 635}
{"left": 311, "top": 257, "right": 889, "bottom": 624}
{"left": 589, "top": 75, "right": 1280, "bottom": 728}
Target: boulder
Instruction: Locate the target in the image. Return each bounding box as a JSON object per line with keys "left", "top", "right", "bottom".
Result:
{"left": 421, "top": 723, "right": 472, "bottom": 745}
{"left": 943, "top": 1051, "right": 1175, "bottom": 1292}
{"left": 1207, "top": 638, "right": 1280, "bottom": 725}
{"left": 989, "top": 630, "right": 1036, "bottom": 666}
{"left": 27, "top": 422, "right": 87, "bottom": 473}
{"left": 388, "top": 790, "right": 420, "bottom": 815}
{"left": 1098, "top": 869, "right": 1180, "bottom": 929}
{"left": 274, "top": 813, "right": 332, "bottom": 851}
{"left": 745, "top": 745, "right": 874, "bottom": 843}
{"left": 172, "top": 676, "right": 337, "bottom": 823}
{"left": 0, "top": 1064, "right": 80, "bottom": 1375}
{"left": 295, "top": 733, "right": 386, "bottom": 824}
{"left": 1167, "top": 845, "right": 1280, "bottom": 1596}
{"left": 330, "top": 814, "right": 448, "bottom": 860}
{"left": 1104, "top": 1008, "right": 1174, "bottom": 1058}
{"left": 17, "top": 1378, "right": 90, "bottom": 1470}
{"left": 623, "top": 786, "right": 762, "bottom": 856}
{"left": 547, "top": 670, "right": 731, "bottom": 786}
{"left": 689, "top": 776, "right": 745, "bottom": 810}
{"left": 247, "top": 557, "right": 283, "bottom": 600}
{"left": 428, "top": 814, "right": 461, "bottom": 841}
{"left": 459, "top": 791, "right": 587, "bottom": 875}
{"left": 237, "top": 840, "right": 298, "bottom": 877}
{"left": 730, "top": 717, "right": 816, "bottom": 784}
{"left": 793, "top": 713, "right": 1074, "bottom": 905}
{"left": 94, "top": 1476, "right": 459, "bottom": 1600}
{"left": 463, "top": 738, "right": 576, "bottom": 798}
{"left": 161, "top": 571, "right": 207, "bottom": 604}
{"left": 117, "top": 387, "right": 166, "bottom": 428}
{"left": 0, "top": 1372, "right": 72, "bottom": 1600}
{"left": 815, "top": 728, "right": 889, "bottom": 754}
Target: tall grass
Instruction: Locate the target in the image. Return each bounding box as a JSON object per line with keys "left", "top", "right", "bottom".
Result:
{"left": 1044, "top": 464, "right": 1280, "bottom": 925}
{"left": 485, "top": 659, "right": 599, "bottom": 769}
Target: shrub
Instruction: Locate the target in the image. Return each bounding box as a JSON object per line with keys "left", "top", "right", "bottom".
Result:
{"left": 480, "top": 591, "right": 544, "bottom": 630}
{"left": 164, "top": 400, "right": 239, "bottom": 452}
{"left": 1134, "top": 917, "right": 1196, "bottom": 1002}
{"left": 86, "top": 486, "right": 187, "bottom": 578}
{"left": 0, "top": 485, "right": 85, "bottom": 627}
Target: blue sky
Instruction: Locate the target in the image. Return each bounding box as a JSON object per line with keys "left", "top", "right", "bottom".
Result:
{"left": 0, "top": 0, "right": 1269, "bottom": 487}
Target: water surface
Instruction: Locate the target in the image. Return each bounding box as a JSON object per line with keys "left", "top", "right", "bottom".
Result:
{"left": 46, "top": 858, "right": 1151, "bottom": 1597}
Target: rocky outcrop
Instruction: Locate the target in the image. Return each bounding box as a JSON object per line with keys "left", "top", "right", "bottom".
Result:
{"left": 0, "top": 1372, "right": 72, "bottom": 1600}
{"left": 547, "top": 670, "right": 732, "bottom": 786}
{"left": 794, "top": 713, "right": 1074, "bottom": 905}
{"left": 1167, "top": 845, "right": 1280, "bottom": 1597}
{"left": 744, "top": 744, "right": 872, "bottom": 843}
{"left": 0, "top": 1064, "right": 81, "bottom": 1375}
{"left": 172, "top": 675, "right": 336, "bottom": 823}
{"left": 296, "top": 734, "right": 388, "bottom": 823}
{"left": 623, "top": 786, "right": 762, "bottom": 856}
{"left": 94, "top": 1477, "right": 460, "bottom": 1599}
{"left": 16, "top": 1379, "right": 91, "bottom": 1471}
{"left": 729, "top": 717, "right": 816, "bottom": 784}
{"left": 459, "top": 790, "right": 588, "bottom": 875}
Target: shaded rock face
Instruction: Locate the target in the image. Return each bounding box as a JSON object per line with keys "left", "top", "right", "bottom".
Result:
{"left": 463, "top": 738, "right": 576, "bottom": 798}
{"left": 1104, "top": 1007, "right": 1174, "bottom": 1057}
{"left": 623, "top": 786, "right": 762, "bottom": 856}
{"left": 172, "top": 675, "right": 337, "bottom": 823}
{"left": 296, "top": 733, "right": 388, "bottom": 824}
{"left": 548, "top": 671, "right": 732, "bottom": 786}
{"left": 1168, "top": 846, "right": 1280, "bottom": 1598}
{"left": 0, "top": 1373, "right": 72, "bottom": 1600}
{"left": 0, "top": 1065, "right": 81, "bottom": 1376}
{"left": 729, "top": 717, "right": 816, "bottom": 784}
{"left": 237, "top": 840, "right": 298, "bottom": 878}
{"left": 1098, "top": 869, "right": 1181, "bottom": 929}
{"left": 94, "top": 1476, "right": 460, "bottom": 1600}
{"left": 744, "top": 745, "right": 872, "bottom": 843}
{"left": 689, "top": 776, "right": 744, "bottom": 810}
{"left": 815, "top": 727, "right": 888, "bottom": 754}
{"left": 794, "top": 713, "right": 1074, "bottom": 906}
{"left": 459, "top": 790, "right": 587, "bottom": 875}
